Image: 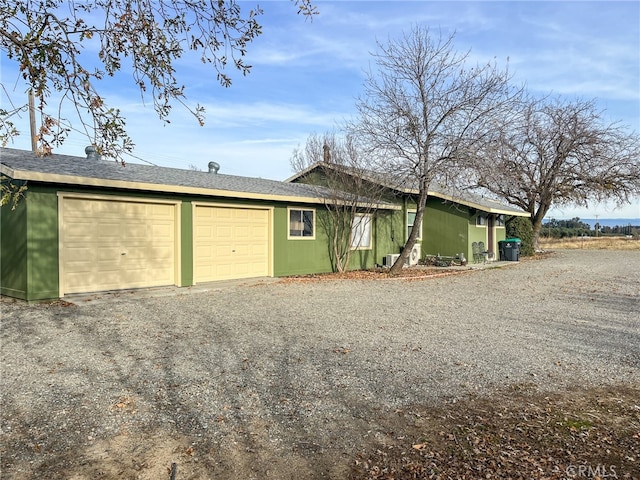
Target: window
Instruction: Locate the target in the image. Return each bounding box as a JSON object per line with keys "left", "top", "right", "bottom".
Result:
{"left": 496, "top": 214, "right": 505, "bottom": 227}
{"left": 476, "top": 214, "right": 487, "bottom": 226}
{"left": 351, "top": 214, "right": 372, "bottom": 250}
{"left": 407, "top": 211, "right": 422, "bottom": 240}
{"left": 289, "top": 208, "right": 314, "bottom": 238}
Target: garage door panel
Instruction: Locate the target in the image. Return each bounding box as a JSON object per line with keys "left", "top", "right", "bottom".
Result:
{"left": 194, "top": 206, "right": 269, "bottom": 283}
{"left": 151, "top": 223, "right": 174, "bottom": 239}
{"left": 216, "top": 226, "right": 233, "bottom": 238}
{"left": 234, "top": 226, "right": 250, "bottom": 238}
{"left": 121, "top": 247, "right": 173, "bottom": 262}
{"left": 61, "top": 198, "right": 176, "bottom": 295}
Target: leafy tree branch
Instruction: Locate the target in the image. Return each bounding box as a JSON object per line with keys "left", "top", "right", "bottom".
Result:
{"left": 1, "top": 0, "right": 316, "bottom": 158}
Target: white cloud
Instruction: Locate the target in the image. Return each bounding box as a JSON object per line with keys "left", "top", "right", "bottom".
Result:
{"left": 4, "top": 1, "right": 638, "bottom": 219}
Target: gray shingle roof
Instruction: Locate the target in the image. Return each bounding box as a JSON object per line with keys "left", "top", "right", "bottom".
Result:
{"left": 423, "top": 183, "right": 530, "bottom": 216}
{"left": 287, "top": 161, "right": 529, "bottom": 216}
{"left": 0, "top": 148, "right": 339, "bottom": 202}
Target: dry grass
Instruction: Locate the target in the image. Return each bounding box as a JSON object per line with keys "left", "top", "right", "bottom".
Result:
{"left": 539, "top": 236, "right": 640, "bottom": 251}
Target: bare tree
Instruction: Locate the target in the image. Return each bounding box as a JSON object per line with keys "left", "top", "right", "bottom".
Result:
{"left": 472, "top": 96, "right": 640, "bottom": 249}
{"left": 0, "top": 0, "right": 316, "bottom": 158}
{"left": 348, "top": 26, "right": 516, "bottom": 274}
{"left": 291, "top": 132, "right": 387, "bottom": 273}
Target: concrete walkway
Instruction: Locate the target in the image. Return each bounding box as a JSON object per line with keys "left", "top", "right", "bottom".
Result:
{"left": 62, "top": 259, "right": 520, "bottom": 305}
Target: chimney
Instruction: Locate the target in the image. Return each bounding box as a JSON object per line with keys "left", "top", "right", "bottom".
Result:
{"left": 208, "top": 161, "right": 220, "bottom": 174}
{"left": 323, "top": 144, "right": 331, "bottom": 163}
{"left": 85, "top": 145, "right": 101, "bottom": 160}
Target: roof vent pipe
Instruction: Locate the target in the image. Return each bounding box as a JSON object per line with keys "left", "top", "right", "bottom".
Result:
{"left": 85, "top": 145, "right": 101, "bottom": 160}
{"left": 208, "top": 161, "right": 220, "bottom": 174}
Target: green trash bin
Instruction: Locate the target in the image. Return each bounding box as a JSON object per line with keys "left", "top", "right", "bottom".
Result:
{"left": 499, "top": 238, "right": 521, "bottom": 261}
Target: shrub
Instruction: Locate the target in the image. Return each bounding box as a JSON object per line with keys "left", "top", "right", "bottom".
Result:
{"left": 506, "top": 217, "right": 535, "bottom": 256}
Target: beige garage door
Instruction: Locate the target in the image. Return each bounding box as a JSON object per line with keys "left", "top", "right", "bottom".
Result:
{"left": 60, "top": 197, "right": 176, "bottom": 295}
{"left": 194, "top": 206, "right": 270, "bottom": 283}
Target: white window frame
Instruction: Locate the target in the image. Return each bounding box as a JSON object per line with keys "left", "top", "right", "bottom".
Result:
{"left": 476, "top": 214, "right": 487, "bottom": 226}
{"left": 496, "top": 214, "right": 505, "bottom": 227}
{"left": 350, "top": 214, "right": 373, "bottom": 250}
{"left": 288, "top": 207, "right": 315, "bottom": 239}
{"left": 407, "top": 210, "right": 422, "bottom": 240}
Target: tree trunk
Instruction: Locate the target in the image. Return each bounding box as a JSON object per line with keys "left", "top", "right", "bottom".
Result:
{"left": 389, "top": 189, "right": 428, "bottom": 275}
{"left": 530, "top": 202, "right": 551, "bottom": 251}
{"left": 531, "top": 216, "right": 544, "bottom": 251}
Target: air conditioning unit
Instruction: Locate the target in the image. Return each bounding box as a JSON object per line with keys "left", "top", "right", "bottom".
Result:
{"left": 385, "top": 253, "right": 400, "bottom": 267}
{"left": 408, "top": 243, "right": 421, "bottom": 266}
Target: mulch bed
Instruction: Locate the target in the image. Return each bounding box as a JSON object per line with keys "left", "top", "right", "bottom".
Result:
{"left": 280, "top": 266, "right": 466, "bottom": 283}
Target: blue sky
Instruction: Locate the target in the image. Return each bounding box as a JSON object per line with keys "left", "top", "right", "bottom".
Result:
{"left": 3, "top": 1, "right": 639, "bottom": 219}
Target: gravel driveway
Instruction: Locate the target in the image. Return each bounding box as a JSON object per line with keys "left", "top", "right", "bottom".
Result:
{"left": 1, "top": 249, "right": 639, "bottom": 479}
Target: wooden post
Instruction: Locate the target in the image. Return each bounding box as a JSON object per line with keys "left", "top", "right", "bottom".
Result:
{"left": 28, "top": 89, "right": 37, "bottom": 153}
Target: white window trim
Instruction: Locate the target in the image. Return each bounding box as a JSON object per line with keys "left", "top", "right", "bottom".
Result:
{"left": 407, "top": 210, "right": 422, "bottom": 240}
{"left": 350, "top": 213, "right": 373, "bottom": 250}
{"left": 287, "top": 207, "right": 316, "bottom": 240}
{"left": 476, "top": 214, "right": 487, "bottom": 227}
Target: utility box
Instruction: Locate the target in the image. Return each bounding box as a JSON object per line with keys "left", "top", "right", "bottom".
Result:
{"left": 498, "top": 238, "right": 521, "bottom": 261}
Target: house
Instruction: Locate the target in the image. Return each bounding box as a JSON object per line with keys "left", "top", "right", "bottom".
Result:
{"left": 286, "top": 162, "right": 530, "bottom": 264}
{"left": 0, "top": 148, "right": 398, "bottom": 301}
{"left": 1, "top": 148, "right": 529, "bottom": 301}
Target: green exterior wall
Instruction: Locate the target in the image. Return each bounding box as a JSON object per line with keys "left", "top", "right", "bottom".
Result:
{"left": 27, "top": 189, "right": 59, "bottom": 300}
{"left": 0, "top": 186, "right": 59, "bottom": 301}
{"left": 468, "top": 213, "right": 508, "bottom": 261}
{"left": 0, "top": 178, "right": 515, "bottom": 301}
{"left": 2, "top": 183, "right": 398, "bottom": 299}
{"left": 273, "top": 206, "right": 332, "bottom": 276}
{"left": 271, "top": 202, "right": 407, "bottom": 275}
{"left": 422, "top": 199, "right": 470, "bottom": 259}
{"left": 468, "top": 219, "right": 488, "bottom": 260}
{"left": 1, "top": 190, "right": 28, "bottom": 299}
{"left": 373, "top": 209, "right": 405, "bottom": 261}
{"left": 180, "top": 201, "right": 193, "bottom": 287}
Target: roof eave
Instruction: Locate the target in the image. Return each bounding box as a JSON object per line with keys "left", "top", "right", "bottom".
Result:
{"left": 427, "top": 190, "right": 530, "bottom": 217}
{"left": 2, "top": 167, "right": 400, "bottom": 210}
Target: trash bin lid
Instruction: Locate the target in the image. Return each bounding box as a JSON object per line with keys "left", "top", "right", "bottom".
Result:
{"left": 505, "top": 238, "right": 521, "bottom": 243}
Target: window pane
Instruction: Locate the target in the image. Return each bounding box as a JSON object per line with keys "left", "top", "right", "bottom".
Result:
{"left": 351, "top": 215, "right": 372, "bottom": 248}
{"left": 290, "top": 210, "right": 302, "bottom": 236}
{"left": 407, "top": 211, "right": 421, "bottom": 240}
{"left": 302, "top": 210, "right": 314, "bottom": 236}
{"left": 290, "top": 209, "right": 314, "bottom": 237}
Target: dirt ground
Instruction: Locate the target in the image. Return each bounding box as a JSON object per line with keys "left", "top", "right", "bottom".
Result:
{"left": 4, "top": 385, "right": 639, "bottom": 479}
{"left": 350, "top": 384, "right": 640, "bottom": 480}
{"left": 1, "top": 251, "right": 639, "bottom": 479}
